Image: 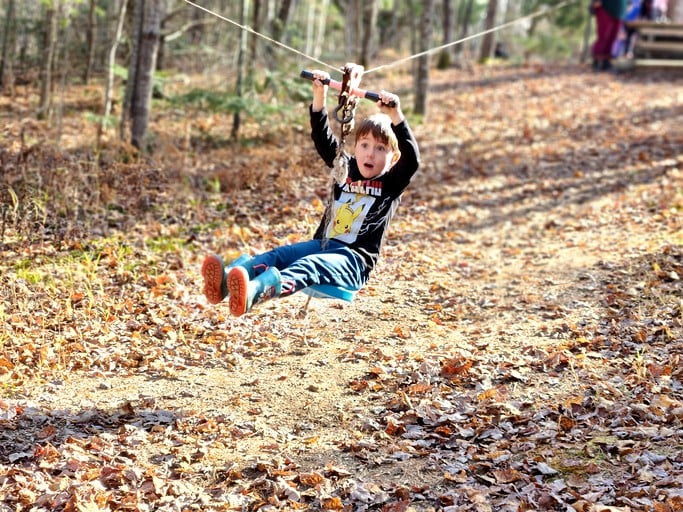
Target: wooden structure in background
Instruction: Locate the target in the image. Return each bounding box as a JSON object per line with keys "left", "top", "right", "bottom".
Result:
{"left": 625, "top": 21, "right": 683, "bottom": 67}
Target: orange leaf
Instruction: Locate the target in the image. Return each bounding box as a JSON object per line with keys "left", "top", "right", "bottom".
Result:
{"left": 407, "top": 382, "right": 432, "bottom": 395}
{"left": 321, "top": 497, "right": 343, "bottom": 510}
{"left": 440, "top": 357, "right": 472, "bottom": 379}
{"left": 393, "top": 326, "right": 410, "bottom": 339}
{"left": 299, "top": 471, "right": 324, "bottom": 486}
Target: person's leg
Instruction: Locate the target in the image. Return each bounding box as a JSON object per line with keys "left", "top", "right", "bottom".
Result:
{"left": 250, "top": 239, "right": 328, "bottom": 272}
{"left": 227, "top": 240, "right": 369, "bottom": 316}
{"left": 228, "top": 266, "right": 282, "bottom": 317}
{"left": 603, "top": 17, "right": 622, "bottom": 69}
{"left": 624, "top": 27, "right": 636, "bottom": 58}
{"left": 202, "top": 240, "right": 323, "bottom": 304}
{"left": 278, "top": 242, "right": 369, "bottom": 296}
{"left": 592, "top": 7, "right": 613, "bottom": 68}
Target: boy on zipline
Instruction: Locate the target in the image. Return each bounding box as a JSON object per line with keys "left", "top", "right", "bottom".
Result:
{"left": 201, "top": 64, "right": 420, "bottom": 317}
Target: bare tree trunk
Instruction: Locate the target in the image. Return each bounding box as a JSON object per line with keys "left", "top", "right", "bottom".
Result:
{"left": 378, "top": 0, "right": 398, "bottom": 47}
{"left": 456, "top": 0, "right": 474, "bottom": 55}
{"left": 121, "top": 0, "right": 139, "bottom": 141}
{"left": 478, "top": 0, "right": 498, "bottom": 62}
{"left": 305, "top": 0, "right": 315, "bottom": 58}
{"left": 271, "top": 0, "right": 293, "bottom": 43}
{"left": 265, "top": 0, "right": 292, "bottom": 63}
{"left": 248, "top": 0, "right": 261, "bottom": 72}
{"left": 0, "top": 0, "right": 16, "bottom": 91}
{"left": 126, "top": 0, "right": 164, "bottom": 150}
{"left": 503, "top": 0, "right": 518, "bottom": 22}
{"left": 189, "top": 0, "right": 205, "bottom": 44}
{"left": 38, "top": 2, "right": 58, "bottom": 121}
{"left": 157, "top": 6, "right": 184, "bottom": 71}
{"left": 438, "top": 0, "right": 454, "bottom": 67}
{"left": 333, "top": 0, "right": 367, "bottom": 60}
{"left": 354, "top": 0, "right": 362, "bottom": 59}
{"left": 56, "top": 10, "right": 71, "bottom": 147}
{"left": 336, "top": 0, "right": 357, "bottom": 59}
{"left": 360, "top": 0, "right": 378, "bottom": 66}
{"left": 83, "top": 0, "right": 96, "bottom": 84}
{"left": 406, "top": 0, "right": 418, "bottom": 57}
{"left": 580, "top": 10, "right": 592, "bottom": 64}
{"left": 99, "top": 0, "right": 128, "bottom": 147}
{"left": 313, "top": 0, "right": 330, "bottom": 59}
{"left": 232, "top": 0, "right": 249, "bottom": 140}
{"left": 414, "top": 0, "right": 434, "bottom": 116}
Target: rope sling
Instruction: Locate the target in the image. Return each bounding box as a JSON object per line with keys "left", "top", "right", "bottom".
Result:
{"left": 331, "top": 65, "right": 361, "bottom": 185}
{"left": 319, "top": 65, "right": 363, "bottom": 250}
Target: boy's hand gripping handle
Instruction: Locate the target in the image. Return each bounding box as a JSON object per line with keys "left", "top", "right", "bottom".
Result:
{"left": 300, "top": 70, "right": 396, "bottom": 108}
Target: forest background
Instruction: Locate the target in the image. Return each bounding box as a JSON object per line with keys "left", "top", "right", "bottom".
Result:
{"left": 1, "top": 0, "right": 682, "bottom": 511}
{"left": 0, "top": 0, "right": 643, "bottom": 149}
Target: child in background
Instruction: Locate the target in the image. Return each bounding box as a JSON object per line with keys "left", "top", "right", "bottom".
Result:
{"left": 615, "top": 0, "right": 642, "bottom": 58}
{"left": 641, "top": 0, "right": 669, "bottom": 21}
{"left": 201, "top": 64, "right": 420, "bottom": 317}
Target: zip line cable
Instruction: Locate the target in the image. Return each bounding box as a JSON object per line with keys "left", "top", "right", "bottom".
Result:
{"left": 181, "top": 0, "right": 579, "bottom": 75}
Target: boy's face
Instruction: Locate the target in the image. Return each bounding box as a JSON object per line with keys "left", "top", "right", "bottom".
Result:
{"left": 355, "top": 133, "right": 400, "bottom": 179}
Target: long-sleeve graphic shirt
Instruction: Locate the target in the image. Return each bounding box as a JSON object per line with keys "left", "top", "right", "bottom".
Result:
{"left": 310, "top": 107, "right": 421, "bottom": 271}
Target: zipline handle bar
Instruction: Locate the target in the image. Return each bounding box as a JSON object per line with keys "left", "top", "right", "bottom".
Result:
{"left": 300, "top": 70, "right": 396, "bottom": 108}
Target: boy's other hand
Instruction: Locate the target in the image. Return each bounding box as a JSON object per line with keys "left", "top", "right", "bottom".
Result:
{"left": 311, "top": 70, "right": 330, "bottom": 89}
{"left": 311, "top": 70, "right": 329, "bottom": 112}
{"left": 377, "top": 91, "right": 404, "bottom": 125}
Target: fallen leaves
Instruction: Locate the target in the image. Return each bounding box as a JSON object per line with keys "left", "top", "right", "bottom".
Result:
{"left": 1, "top": 64, "right": 682, "bottom": 510}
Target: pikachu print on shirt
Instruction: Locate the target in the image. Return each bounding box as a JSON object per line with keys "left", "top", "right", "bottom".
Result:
{"left": 327, "top": 192, "right": 374, "bottom": 243}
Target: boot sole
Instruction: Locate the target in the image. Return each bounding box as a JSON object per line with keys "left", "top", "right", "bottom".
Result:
{"left": 201, "top": 254, "right": 226, "bottom": 305}
{"left": 228, "top": 266, "right": 249, "bottom": 317}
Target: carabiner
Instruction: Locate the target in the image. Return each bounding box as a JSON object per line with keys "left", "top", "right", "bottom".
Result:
{"left": 334, "top": 103, "right": 355, "bottom": 124}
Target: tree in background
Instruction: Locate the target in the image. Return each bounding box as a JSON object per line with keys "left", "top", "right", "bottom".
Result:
{"left": 455, "top": 0, "right": 475, "bottom": 57}
{"left": 122, "top": 0, "right": 166, "bottom": 150}
{"left": 99, "top": 0, "right": 128, "bottom": 147}
{"left": 38, "top": 0, "right": 59, "bottom": 121}
{"left": 312, "top": 0, "right": 330, "bottom": 59}
{"left": 0, "top": 0, "right": 16, "bottom": 92}
{"left": 414, "top": 0, "right": 434, "bottom": 116}
{"left": 478, "top": 0, "right": 498, "bottom": 61}
{"left": 232, "top": 0, "right": 249, "bottom": 139}
{"left": 0, "top": 0, "right": 601, "bottom": 150}
{"left": 332, "top": 0, "right": 381, "bottom": 66}
{"left": 360, "top": 0, "right": 380, "bottom": 66}
{"left": 82, "top": 0, "right": 96, "bottom": 84}
{"left": 269, "top": 0, "right": 293, "bottom": 60}
{"left": 522, "top": 0, "right": 590, "bottom": 62}
{"left": 248, "top": 0, "right": 262, "bottom": 73}
{"left": 438, "top": 0, "right": 455, "bottom": 68}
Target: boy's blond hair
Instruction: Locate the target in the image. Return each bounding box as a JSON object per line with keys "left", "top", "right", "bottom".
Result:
{"left": 355, "top": 114, "right": 399, "bottom": 153}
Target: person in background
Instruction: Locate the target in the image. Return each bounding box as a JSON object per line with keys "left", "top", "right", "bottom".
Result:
{"left": 590, "top": 0, "right": 628, "bottom": 70}
{"left": 618, "top": 0, "right": 669, "bottom": 59}
{"left": 641, "top": 0, "right": 669, "bottom": 20}
{"left": 618, "top": 0, "right": 642, "bottom": 58}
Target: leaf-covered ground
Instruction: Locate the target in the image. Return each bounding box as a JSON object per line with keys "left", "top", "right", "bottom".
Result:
{"left": 1, "top": 64, "right": 682, "bottom": 511}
